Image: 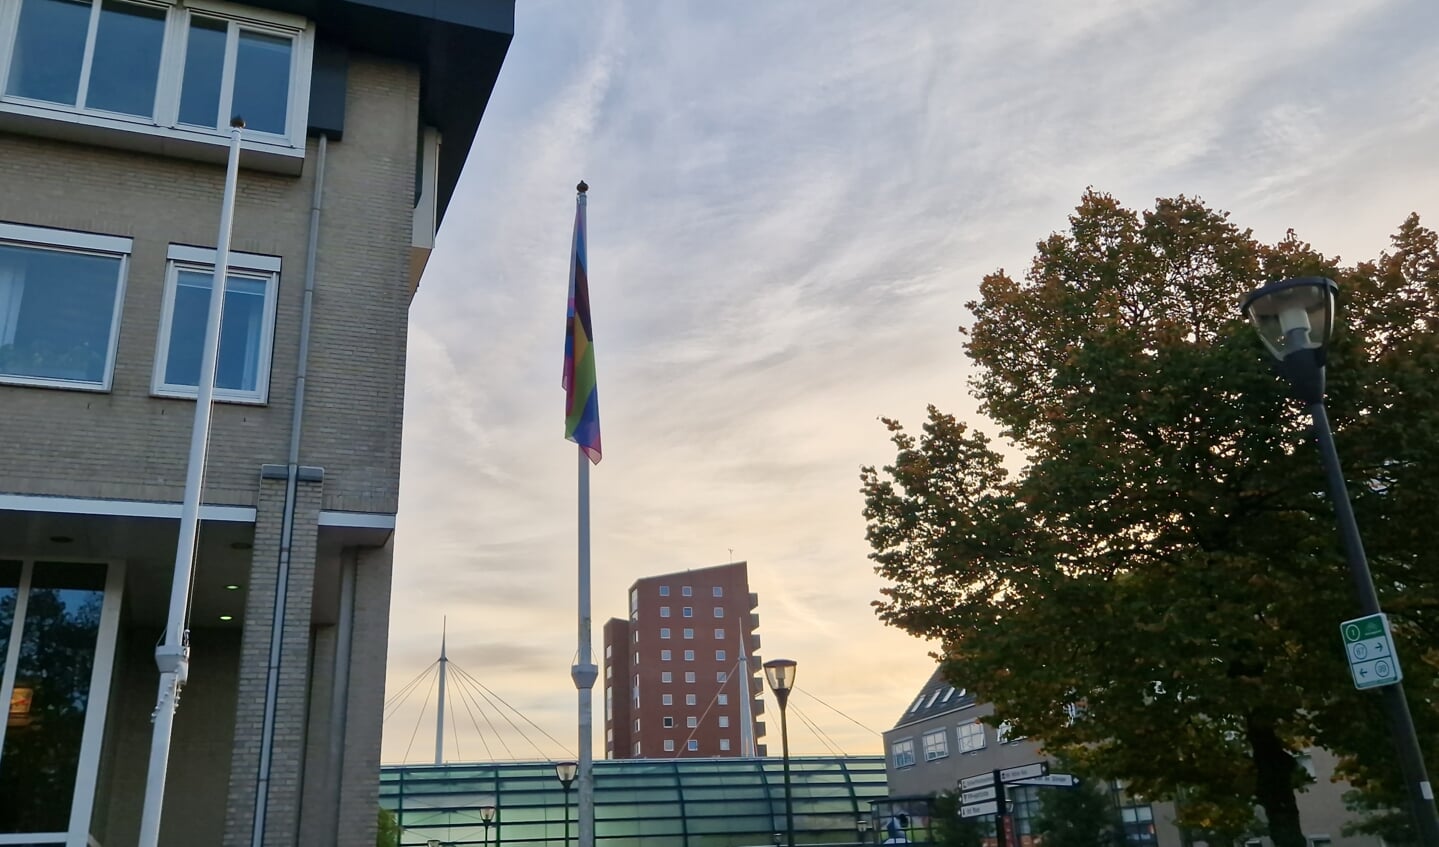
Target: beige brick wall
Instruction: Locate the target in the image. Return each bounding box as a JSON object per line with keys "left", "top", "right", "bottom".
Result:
{"left": 0, "top": 56, "right": 419, "bottom": 515}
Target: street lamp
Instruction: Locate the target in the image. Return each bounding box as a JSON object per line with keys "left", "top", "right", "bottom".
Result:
{"left": 555, "top": 760, "right": 578, "bottom": 847}
{"left": 857, "top": 817, "right": 872, "bottom": 845}
{"left": 764, "top": 658, "right": 797, "bottom": 847}
{"left": 480, "top": 804, "right": 496, "bottom": 847}
{"left": 1242, "top": 276, "right": 1439, "bottom": 844}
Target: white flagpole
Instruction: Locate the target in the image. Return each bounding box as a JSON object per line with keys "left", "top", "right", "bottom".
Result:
{"left": 138, "top": 117, "right": 245, "bottom": 847}
{"left": 573, "top": 447, "right": 598, "bottom": 847}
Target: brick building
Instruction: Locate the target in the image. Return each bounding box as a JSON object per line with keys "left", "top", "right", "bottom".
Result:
{"left": 603, "top": 562, "right": 766, "bottom": 759}
{"left": 0, "top": 1, "right": 511, "bottom": 845}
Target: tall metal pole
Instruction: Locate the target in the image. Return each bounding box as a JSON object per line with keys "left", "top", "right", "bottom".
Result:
{"left": 778, "top": 694, "right": 794, "bottom": 847}
{"left": 1309, "top": 402, "right": 1439, "bottom": 844}
{"left": 572, "top": 449, "right": 599, "bottom": 847}
{"left": 435, "top": 621, "right": 448, "bottom": 765}
{"left": 138, "top": 117, "right": 245, "bottom": 847}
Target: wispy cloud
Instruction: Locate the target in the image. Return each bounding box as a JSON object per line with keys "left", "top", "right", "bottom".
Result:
{"left": 384, "top": 0, "right": 1439, "bottom": 763}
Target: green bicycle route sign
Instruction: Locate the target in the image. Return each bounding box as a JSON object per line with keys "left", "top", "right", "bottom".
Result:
{"left": 1340, "top": 613, "right": 1402, "bottom": 691}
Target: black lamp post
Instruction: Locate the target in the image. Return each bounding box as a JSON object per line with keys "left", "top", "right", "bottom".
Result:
{"left": 1241, "top": 276, "right": 1439, "bottom": 844}
{"left": 555, "top": 760, "right": 578, "bottom": 847}
{"left": 763, "top": 658, "right": 798, "bottom": 847}
{"left": 480, "top": 804, "right": 496, "bottom": 847}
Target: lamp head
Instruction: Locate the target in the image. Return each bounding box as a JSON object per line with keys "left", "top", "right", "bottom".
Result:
{"left": 763, "top": 658, "right": 797, "bottom": 695}
{"left": 1240, "top": 276, "right": 1336, "bottom": 362}
{"left": 480, "top": 804, "right": 496, "bottom": 823}
{"left": 555, "top": 760, "right": 578, "bottom": 788}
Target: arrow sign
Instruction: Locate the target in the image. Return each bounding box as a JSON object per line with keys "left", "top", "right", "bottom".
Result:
{"left": 959, "top": 773, "right": 992, "bottom": 791}
{"left": 999, "top": 762, "right": 1049, "bottom": 783}
{"left": 961, "top": 786, "right": 997, "bottom": 804}
{"left": 1009, "top": 773, "right": 1078, "bottom": 788}
{"left": 960, "top": 800, "right": 998, "bottom": 819}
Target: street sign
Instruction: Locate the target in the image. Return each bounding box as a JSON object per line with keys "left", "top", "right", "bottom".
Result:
{"left": 961, "top": 786, "right": 997, "bottom": 804}
{"left": 1341, "top": 613, "right": 1403, "bottom": 691}
{"left": 960, "top": 801, "right": 999, "bottom": 819}
{"left": 999, "top": 762, "right": 1049, "bottom": 783}
{"left": 1009, "top": 773, "right": 1078, "bottom": 788}
{"left": 959, "top": 773, "right": 992, "bottom": 791}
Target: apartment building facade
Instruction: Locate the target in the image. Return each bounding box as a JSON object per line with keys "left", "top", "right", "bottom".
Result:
{"left": 0, "top": 1, "right": 511, "bottom": 845}
{"left": 603, "top": 561, "right": 766, "bottom": 759}
{"left": 884, "top": 667, "right": 1379, "bottom": 847}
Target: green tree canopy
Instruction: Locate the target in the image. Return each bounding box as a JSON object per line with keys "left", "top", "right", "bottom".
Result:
{"left": 861, "top": 191, "right": 1439, "bottom": 847}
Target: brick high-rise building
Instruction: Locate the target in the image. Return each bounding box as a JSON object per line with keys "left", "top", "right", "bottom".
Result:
{"left": 0, "top": 2, "right": 512, "bottom": 844}
{"left": 604, "top": 562, "right": 766, "bottom": 759}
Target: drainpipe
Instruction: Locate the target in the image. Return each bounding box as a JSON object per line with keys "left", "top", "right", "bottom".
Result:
{"left": 252, "top": 132, "right": 328, "bottom": 847}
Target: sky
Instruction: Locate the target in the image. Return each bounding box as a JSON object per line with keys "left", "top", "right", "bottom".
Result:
{"left": 381, "top": 0, "right": 1439, "bottom": 765}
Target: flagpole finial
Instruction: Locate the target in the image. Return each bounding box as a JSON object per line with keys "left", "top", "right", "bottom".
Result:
{"left": 576, "top": 180, "right": 589, "bottom": 194}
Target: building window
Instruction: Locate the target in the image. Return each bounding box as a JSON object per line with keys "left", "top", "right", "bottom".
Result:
{"left": 0, "top": 0, "right": 314, "bottom": 154}
{"left": 687, "top": 739, "right": 698, "bottom": 751}
{"left": 713, "top": 586, "right": 723, "bottom": 597}
{"left": 719, "top": 716, "right": 729, "bottom": 728}
{"left": 663, "top": 716, "right": 674, "bottom": 728}
{"left": 682, "top": 607, "right": 693, "bottom": 618}
{"left": 633, "top": 651, "right": 639, "bottom": 665}
{"left": 152, "top": 245, "right": 280, "bottom": 403}
{"left": 958, "top": 720, "right": 986, "bottom": 752}
{"left": 683, "top": 628, "right": 694, "bottom": 640}
{"left": 683, "top": 650, "right": 695, "bottom": 661}
{"left": 661, "top": 672, "right": 672, "bottom": 683}
{"left": 686, "top": 716, "right": 697, "bottom": 728}
{"left": 658, "top": 585, "right": 669, "bottom": 596}
{"left": 684, "top": 671, "right": 696, "bottom": 683}
{"left": 662, "top": 694, "right": 673, "bottom": 706}
{"left": 719, "top": 738, "right": 731, "bottom": 751}
{"left": 715, "top": 650, "right": 726, "bottom": 662}
{"left": 1009, "top": 786, "right": 1041, "bottom": 837}
{"left": 1119, "top": 802, "right": 1158, "bottom": 845}
{"left": 605, "top": 645, "right": 612, "bottom": 658}
{"left": 660, "top": 650, "right": 671, "bottom": 661}
{"left": 891, "top": 738, "right": 916, "bottom": 769}
{"left": 714, "top": 628, "right": 725, "bottom": 640}
{"left": 0, "top": 223, "right": 130, "bottom": 391}
{"left": 633, "top": 741, "right": 641, "bottom": 755}
{"left": 685, "top": 694, "right": 696, "bottom": 706}
{"left": 718, "top": 694, "right": 728, "bottom": 705}
{"left": 713, "top": 606, "right": 724, "bottom": 618}
{"left": 633, "top": 631, "right": 639, "bottom": 643}
{"left": 664, "top": 739, "right": 675, "bottom": 752}
{"left": 660, "top": 606, "right": 671, "bottom": 618}
{"left": 922, "top": 728, "right": 949, "bottom": 761}
{"left": 660, "top": 627, "right": 671, "bottom": 640}
{"left": 630, "top": 588, "right": 638, "bottom": 613}
{"left": 682, "top": 586, "right": 692, "bottom": 597}
{"left": 716, "top": 672, "right": 727, "bottom": 683}
{"left": 633, "top": 718, "right": 640, "bottom": 733}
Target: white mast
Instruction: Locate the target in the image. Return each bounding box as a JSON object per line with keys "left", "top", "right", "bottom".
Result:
{"left": 435, "top": 619, "right": 448, "bottom": 765}
{"left": 738, "top": 629, "right": 757, "bottom": 757}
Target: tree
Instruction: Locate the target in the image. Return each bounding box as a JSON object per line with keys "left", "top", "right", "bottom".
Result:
{"left": 1031, "top": 777, "right": 1123, "bottom": 847}
{"left": 377, "top": 806, "right": 401, "bottom": 847}
{"left": 930, "top": 788, "right": 988, "bottom": 847}
{"left": 861, "top": 192, "right": 1439, "bottom": 847}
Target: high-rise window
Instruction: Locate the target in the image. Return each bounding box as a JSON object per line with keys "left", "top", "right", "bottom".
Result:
{"left": 715, "top": 650, "right": 726, "bottom": 662}
{"left": 714, "top": 628, "right": 725, "bottom": 640}
{"left": 661, "top": 650, "right": 672, "bottom": 661}
{"left": 683, "top": 650, "right": 695, "bottom": 661}
{"left": 685, "top": 694, "right": 696, "bottom": 706}
{"left": 682, "top": 586, "right": 693, "bottom": 597}
{"left": 660, "top": 628, "right": 671, "bottom": 639}
{"left": 713, "top": 586, "right": 723, "bottom": 597}
{"left": 684, "top": 672, "right": 695, "bottom": 683}
{"left": 682, "top": 607, "right": 693, "bottom": 618}
{"left": 957, "top": 721, "right": 986, "bottom": 752}
{"left": 658, "top": 585, "right": 670, "bottom": 596}
{"left": 686, "top": 716, "right": 697, "bottom": 728}
{"left": 683, "top": 628, "right": 694, "bottom": 640}
{"left": 687, "top": 740, "right": 698, "bottom": 751}
{"left": 891, "top": 738, "right": 916, "bottom": 769}
{"left": 713, "top": 606, "right": 724, "bottom": 618}
{"left": 661, "top": 672, "right": 672, "bottom": 683}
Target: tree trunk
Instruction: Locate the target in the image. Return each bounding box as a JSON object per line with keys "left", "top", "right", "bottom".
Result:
{"left": 1247, "top": 717, "right": 1306, "bottom": 847}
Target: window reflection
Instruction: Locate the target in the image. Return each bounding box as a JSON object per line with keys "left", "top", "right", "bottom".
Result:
{"left": 164, "top": 270, "right": 268, "bottom": 392}
{"left": 178, "top": 17, "right": 228, "bottom": 128}
{"left": 0, "top": 563, "right": 106, "bottom": 835}
{"left": 87, "top": 0, "right": 168, "bottom": 117}
{"left": 5, "top": 0, "right": 90, "bottom": 105}
{"left": 233, "top": 31, "right": 292, "bottom": 135}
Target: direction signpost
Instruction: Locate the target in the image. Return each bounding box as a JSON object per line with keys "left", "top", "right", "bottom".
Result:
{"left": 1009, "top": 773, "right": 1078, "bottom": 788}
{"left": 956, "top": 761, "right": 1060, "bottom": 846}
{"left": 1341, "top": 613, "right": 1403, "bottom": 690}
{"left": 959, "top": 773, "right": 992, "bottom": 791}
{"left": 960, "top": 786, "right": 997, "bottom": 804}
{"left": 960, "top": 801, "right": 998, "bottom": 819}
{"left": 998, "top": 762, "right": 1048, "bottom": 783}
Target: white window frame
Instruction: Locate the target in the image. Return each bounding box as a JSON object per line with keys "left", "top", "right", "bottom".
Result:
{"left": 687, "top": 739, "right": 698, "bottom": 752}
{"left": 661, "top": 671, "right": 672, "bottom": 683}
{"left": 660, "top": 650, "right": 671, "bottom": 661}
{"left": 718, "top": 715, "right": 729, "bottom": 728}
{"left": 683, "top": 650, "right": 695, "bottom": 661}
{"left": 683, "top": 628, "right": 694, "bottom": 640}
{"left": 686, "top": 716, "right": 697, "bottom": 728}
{"left": 922, "top": 728, "right": 949, "bottom": 761}
{"left": 713, "top": 586, "right": 723, "bottom": 597}
{"left": 715, "top": 650, "right": 726, "bottom": 662}
{"left": 685, "top": 694, "right": 696, "bottom": 706}
{"left": 658, "top": 585, "right": 669, "bottom": 596}
{"left": 682, "top": 585, "right": 692, "bottom": 597}
{"left": 0, "top": 0, "right": 315, "bottom": 165}
{"left": 0, "top": 558, "right": 125, "bottom": 847}
{"left": 684, "top": 671, "right": 695, "bottom": 683}
{"left": 891, "top": 737, "right": 916, "bottom": 769}
{"left": 0, "top": 222, "right": 131, "bottom": 392}
{"left": 719, "top": 738, "right": 731, "bottom": 751}
{"left": 663, "top": 739, "right": 675, "bottom": 752}
{"left": 662, "top": 694, "right": 673, "bottom": 706}
{"left": 660, "top": 627, "right": 670, "bottom": 639}
{"left": 958, "top": 720, "right": 987, "bottom": 753}
{"left": 662, "top": 716, "right": 674, "bottom": 728}
{"left": 151, "top": 244, "right": 280, "bottom": 404}
{"left": 718, "top": 693, "right": 728, "bottom": 706}
{"left": 714, "top": 628, "right": 725, "bottom": 640}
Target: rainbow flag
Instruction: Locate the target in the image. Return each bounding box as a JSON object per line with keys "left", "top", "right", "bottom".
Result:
{"left": 563, "top": 186, "right": 601, "bottom": 463}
